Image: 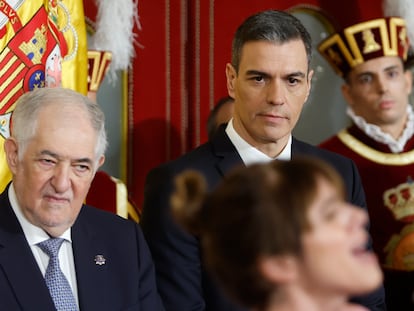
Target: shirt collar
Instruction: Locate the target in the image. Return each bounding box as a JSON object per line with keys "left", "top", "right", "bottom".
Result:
{"left": 225, "top": 118, "right": 292, "bottom": 166}
{"left": 347, "top": 105, "right": 414, "bottom": 153}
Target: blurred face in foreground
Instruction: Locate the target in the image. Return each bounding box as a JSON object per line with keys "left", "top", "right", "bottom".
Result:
{"left": 5, "top": 103, "right": 104, "bottom": 237}
{"left": 298, "top": 177, "right": 382, "bottom": 298}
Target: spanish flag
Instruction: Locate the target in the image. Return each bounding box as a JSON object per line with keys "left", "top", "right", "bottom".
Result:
{"left": 0, "top": 0, "right": 88, "bottom": 191}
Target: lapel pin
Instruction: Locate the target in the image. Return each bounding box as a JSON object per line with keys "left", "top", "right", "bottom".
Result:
{"left": 94, "top": 254, "right": 106, "bottom": 266}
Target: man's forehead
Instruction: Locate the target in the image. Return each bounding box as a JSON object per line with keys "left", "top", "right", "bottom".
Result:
{"left": 352, "top": 55, "right": 403, "bottom": 74}
{"left": 239, "top": 40, "right": 308, "bottom": 71}
{"left": 241, "top": 39, "right": 307, "bottom": 54}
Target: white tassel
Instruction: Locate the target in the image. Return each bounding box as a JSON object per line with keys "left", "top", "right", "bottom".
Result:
{"left": 89, "top": 0, "right": 142, "bottom": 80}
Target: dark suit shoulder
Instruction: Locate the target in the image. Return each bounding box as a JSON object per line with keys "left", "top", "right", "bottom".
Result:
{"left": 156, "top": 142, "right": 216, "bottom": 172}
{"left": 292, "top": 138, "right": 365, "bottom": 204}
{"left": 292, "top": 138, "right": 355, "bottom": 169}
{"left": 76, "top": 205, "right": 137, "bottom": 234}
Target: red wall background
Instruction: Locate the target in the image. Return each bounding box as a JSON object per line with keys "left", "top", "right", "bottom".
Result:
{"left": 87, "top": 0, "right": 385, "bottom": 210}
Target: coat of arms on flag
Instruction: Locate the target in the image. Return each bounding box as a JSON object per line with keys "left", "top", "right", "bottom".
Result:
{"left": 0, "top": 0, "right": 88, "bottom": 191}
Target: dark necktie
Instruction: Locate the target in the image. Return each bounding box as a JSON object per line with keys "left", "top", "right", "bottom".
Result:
{"left": 37, "top": 238, "right": 78, "bottom": 311}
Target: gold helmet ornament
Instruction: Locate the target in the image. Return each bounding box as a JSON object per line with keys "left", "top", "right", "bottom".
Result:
{"left": 318, "top": 17, "right": 409, "bottom": 77}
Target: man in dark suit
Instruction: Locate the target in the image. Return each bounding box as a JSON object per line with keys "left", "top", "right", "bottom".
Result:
{"left": 141, "top": 10, "right": 386, "bottom": 311}
{"left": 0, "top": 87, "right": 164, "bottom": 311}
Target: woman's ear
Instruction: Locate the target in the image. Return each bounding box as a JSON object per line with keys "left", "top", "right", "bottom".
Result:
{"left": 258, "top": 255, "right": 299, "bottom": 284}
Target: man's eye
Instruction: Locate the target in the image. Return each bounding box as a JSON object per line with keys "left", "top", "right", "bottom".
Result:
{"left": 75, "top": 164, "right": 90, "bottom": 172}
{"left": 40, "top": 158, "right": 55, "bottom": 165}
{"left": 254, "top": 76, "right": 264, "bottom": 82}
{"left": 387, "top": 70, "right": 399, "bottom": 78}
{"left": 288, "top": 77, "right": 299, "bottom": 85}
{"left": 358, "top": 75, "right": 372, "bottom": 84}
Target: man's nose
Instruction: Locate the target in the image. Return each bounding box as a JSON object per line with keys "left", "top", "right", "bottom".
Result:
{"left": 266, "top": 80, "right": 285, "bottom": 105}
{"left": 51, "top": 165, "right": 71, "bottom": 192}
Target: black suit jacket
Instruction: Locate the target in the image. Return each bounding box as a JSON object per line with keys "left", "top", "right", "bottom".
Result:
{"left": 141, "top": 127, "right": 386, "bottom": 311}
{"left": 0, "top": 185, "right": 165, "bottom": 311}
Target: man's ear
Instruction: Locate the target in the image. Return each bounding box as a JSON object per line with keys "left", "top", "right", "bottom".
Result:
{"left": 4, "top": 138, "right": 19, "bottom": 174}
{"left": 258, "top": 255, "right": 299, "bottom": 284}
{"left": 226, "top": 63, "right": 237, "bottom": 98}
{"left": 97, "top": 155, "right": 105, "bottom": 168}
{"left": 304, "top": 69, "right": 314, "bottom": 103}
{"left": 404, "top": 68, "right": 412, "bottom": 95}
{"left": 341, "top": 83, "right": 354, "bottom": 108}
{"left": 93, "top": 155, "right": 105, "bottom": 175}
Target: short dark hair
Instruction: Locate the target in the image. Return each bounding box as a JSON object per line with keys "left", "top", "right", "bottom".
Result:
{"left": 231, "top": 10, "right": 313, "bottom": 73}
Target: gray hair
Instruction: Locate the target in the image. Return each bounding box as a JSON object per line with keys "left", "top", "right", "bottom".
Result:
{"left": 231, "top": 10, "right": 313, "bottom": 73}
{"left": 11, "top": 87, "right": 107, "bottom": 169}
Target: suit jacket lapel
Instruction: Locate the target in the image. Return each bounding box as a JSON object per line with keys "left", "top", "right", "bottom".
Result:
{"left": 0, "top": 190, "right": 55, "bottom": 310}
{"left": 291, "top": 137, "right": 312, "bottom": 157}
{"left": 71, "top": 207, "right": 109, "bottom": 310}
{"left": 211, "top": 127, "right": 245, "bottom": 176}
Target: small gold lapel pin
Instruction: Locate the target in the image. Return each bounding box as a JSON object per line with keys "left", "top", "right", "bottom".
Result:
{"left": 94, "top": 255, "right": 106, "bottom": 265}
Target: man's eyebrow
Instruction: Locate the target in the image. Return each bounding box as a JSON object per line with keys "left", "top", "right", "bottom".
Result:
{"left": 245, "top": 69, "right": 270, "bottom": 78}
{"left": 245, "top": 70, "right": 306, "bottom": 78}
{"left": 40, "top": 150, "right": 93, "bottom": 164}
{"left": 352, "top": 69, "right": 373, "bottom": 79}
{"left": 74, "top": 158, "right": 94, "bottom": 165}
{"left": 356, "top": 65, "right": 400, "bottom": 78}
{"left": 246, "top": 70, "right": 306, "bottom": 77}
{"left": 383, "top": 65, "right": 400, "bottom": 72}
{"left": 287, "top": 71, "right": 306, "bottom": 78}
{"left": 40, "top": 150, "right": 59, "bottom": 158}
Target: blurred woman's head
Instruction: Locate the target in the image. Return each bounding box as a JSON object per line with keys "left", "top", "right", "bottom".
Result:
{"left": 172, "top": 157, "right": 382, "bottom": 310}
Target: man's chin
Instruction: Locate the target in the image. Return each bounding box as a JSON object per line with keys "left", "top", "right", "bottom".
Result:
{"left": 38, "top": 216, "right": 75, "bottom": 235}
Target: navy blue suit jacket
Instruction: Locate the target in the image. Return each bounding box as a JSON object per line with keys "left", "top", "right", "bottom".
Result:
{"left": 141, "top": 127, "right": 386, "bottom": 311}
{"left": 0, "top": 185, "right": 165, "bottom": 311}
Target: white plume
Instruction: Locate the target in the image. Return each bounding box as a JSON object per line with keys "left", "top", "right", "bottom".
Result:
{"left": 88, "top": 0, "right": 142, "bottom": 80}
